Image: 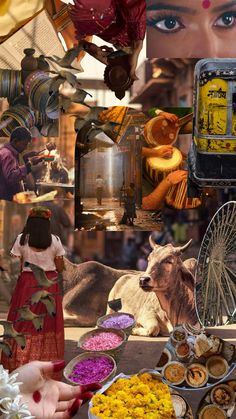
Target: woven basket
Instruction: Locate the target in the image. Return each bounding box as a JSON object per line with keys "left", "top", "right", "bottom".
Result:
{"left": 64, "top": 351, "right": 116, "bottom": 386}
{"left": 78, "top": 328, "right": 126, "bottom": 363}
{"left": 97, "top": 313, "right": 135, "bottom": 338}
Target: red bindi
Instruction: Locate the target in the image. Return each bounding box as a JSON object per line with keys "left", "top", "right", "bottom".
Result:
{"left": 33, "top": 390, "right": 42, "bottom": 403}
{"left": 202, "top": 0, "right": 211, "bottom": 8}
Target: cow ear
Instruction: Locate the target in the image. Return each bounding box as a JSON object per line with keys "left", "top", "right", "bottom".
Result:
{"left": 180, "top": 264, "right": 195, "bottom": 291}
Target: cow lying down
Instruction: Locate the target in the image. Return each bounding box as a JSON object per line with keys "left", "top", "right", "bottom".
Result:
{"left": 62, "top": 236, "right": 198, "bottom": 336}
{"left": 62, "top": 259, "right": 134, "bottom": 326}
{"left": 107, "top": 237, "right": 198, "bottom": 336}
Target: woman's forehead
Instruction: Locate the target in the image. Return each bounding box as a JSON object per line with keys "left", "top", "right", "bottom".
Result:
{"left": 202, "top": 0, "right": 211, "bottom": 9}
{"left": 147, "top": 0, "right": 236, "bottom": 13}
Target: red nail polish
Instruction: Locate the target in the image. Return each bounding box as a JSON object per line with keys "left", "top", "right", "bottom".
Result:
{"left": 52, "top": 360, "right": 65, "bottom": 372}
{"left": 68, "top": 398, "right": 82, "bottom": 417}
{"left": 81, "top": 391, "right": 93, "bottom": 404}
{"left": 32, "top": 390, "right": 41, "bottom": 403}
{"left": 80, "top": 383, "right": 102, "bottom": 392}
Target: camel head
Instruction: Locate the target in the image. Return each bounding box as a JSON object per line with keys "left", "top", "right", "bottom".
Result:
{"left": 139, "top": 235, "right": 194, "bottom": 293}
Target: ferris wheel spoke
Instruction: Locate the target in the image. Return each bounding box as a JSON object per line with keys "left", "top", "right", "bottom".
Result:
{"left": 217, "top": 209, "right": 236, "bottom": 240}
{"left": 224, "top": 265, "right": 236, "bottom": 284}
{"left": 224, "top": 231, "right": 236, "bottom": 250}
{"left": 210, "top": 263, "right": 231, "bottom": 316}
{"left": 196, "top": 202, "right": 236, "bottom": 327}
{"left": 221, "top": 265, "right": 236, "bottom": 313}
{"left": 202, "top": 270, "right": 212, "bottom": 324}
{"left": 217, "top": 289, "right": 223, "bottom": 325}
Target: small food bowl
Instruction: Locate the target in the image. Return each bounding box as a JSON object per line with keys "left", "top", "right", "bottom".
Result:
{"left": 198, "top": 404, "right": 227, "bottom": 419}
{"left": 171, "top": 326, "right": 187, "bottom": 347}
{"left": 210, "top": 384, "right": 235, "bottom": 409}
{"left": 171, "top": 394, "right": 187, "bottom": 418}
{"left": 162, "top": 361, "right": 186, "bottom": 386}
{"left": 227, "top": 380, "right": 236, "bottom": 392}
{"left": 185, "top": 363, "right": 208, "bottom": 388}
{"left": 78, "top": 328, "right": 126, "bottom": 362}
{"left": 97, "top": 312, "right": 135, "bottom": 338}
{"left": 206, "top": 356, "right": 229, "bottom": 380}
{"left": 64, "top": 352, "right": 116, "bottom": 386}
{"left": 155, "top": 348, "right": 172, "bottom": 371}
{"left": 176, "top": 342, "right": 191, "bottom": 362}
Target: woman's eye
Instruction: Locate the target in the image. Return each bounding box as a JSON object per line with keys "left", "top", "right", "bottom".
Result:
{"left": 215, "top": 12, "right": 236, "bottom": 28}
{"left": 147, "top": 16, "right": 184, "bottom": 33}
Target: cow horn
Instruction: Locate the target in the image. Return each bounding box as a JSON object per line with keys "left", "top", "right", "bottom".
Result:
{"left": 149, "top": 235, "right": 157, "bottom": 249}
{"left": 175, "top": 239, "right": 192, "bottom": 253}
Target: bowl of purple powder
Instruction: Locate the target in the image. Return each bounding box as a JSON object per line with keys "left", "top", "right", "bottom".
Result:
{"left": 64, "top": 352, "right": 116, "bottom": 386}
{"left": 97, "top": 313, "right": 135, "bottom": 337}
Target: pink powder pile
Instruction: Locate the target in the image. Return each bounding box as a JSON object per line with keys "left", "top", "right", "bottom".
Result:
{"left": 68, "top": 356, "right": 114, "bottom": 384}
{"left": 101, "top": 314, "right": 134, "bottom": 329}
{"left": 82, "top": 332, "right": 123, "bottom": 351}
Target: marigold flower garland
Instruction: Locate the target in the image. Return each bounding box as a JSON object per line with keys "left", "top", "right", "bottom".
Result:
{"left": 90, "top": 373, "right": 176, "bottom": 419}
{"left": 0, "top": 365, "right": 34, "bottom": 419}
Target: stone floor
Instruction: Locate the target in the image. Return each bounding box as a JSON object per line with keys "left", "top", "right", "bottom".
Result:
{"left": 77, "top": 198, "right": 163, "bottom": 231}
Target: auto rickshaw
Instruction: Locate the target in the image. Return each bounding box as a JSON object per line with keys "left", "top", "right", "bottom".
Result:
{"left": 188, "top": 59, "right": 236, "bottom": 197}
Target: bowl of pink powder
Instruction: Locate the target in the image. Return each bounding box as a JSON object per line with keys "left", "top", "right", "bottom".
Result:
{"left": 64, "top": 352, "right": 116, "bottom": 385}
{"left": 78, "top": 328, "right": 126, "bottom": 362}
{"left": 97, "top": 313, "right": 135, "bottom": 337}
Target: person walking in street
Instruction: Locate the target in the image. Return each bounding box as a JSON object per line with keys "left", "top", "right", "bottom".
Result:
{"left": 124, "top": 182, "right": 136, "bottom": 226}
{"left": 0, "top": 127, "right": 43, "bottom": 201}
{"left": 95, "top": 174, "right": 105, "bottom": 205}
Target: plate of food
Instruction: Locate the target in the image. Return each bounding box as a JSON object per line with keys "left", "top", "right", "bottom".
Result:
{"left": 197, "top": 380, "right": 236, "bottom": 418}
{"left": 157, "top": 325, "right": 236, "bottom": 391}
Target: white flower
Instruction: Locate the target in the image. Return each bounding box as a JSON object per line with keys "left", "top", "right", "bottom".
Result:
{"left": 0, "top": 366, "right": 34, "bottom": 418}
{"left": 0, "top": 367, "right": 21, "bottom": 400}
{"left": 0, "top": 395, "right": 34, "bottom": 419}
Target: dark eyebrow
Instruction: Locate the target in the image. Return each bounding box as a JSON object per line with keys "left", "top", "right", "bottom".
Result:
{"left": 147, "top": 3, "right": 197, "bottom": 15}
{"left": 212, "top": 1, "right": 236, "bottom": 13}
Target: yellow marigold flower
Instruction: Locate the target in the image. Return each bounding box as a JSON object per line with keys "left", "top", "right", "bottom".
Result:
{"left": 91, "top": 373, "right": 176, "bottom": 419}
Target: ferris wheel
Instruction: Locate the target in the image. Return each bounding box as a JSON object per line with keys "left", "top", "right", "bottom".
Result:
{"left": 195, "top": 201, "right": 236, "bottom": 327}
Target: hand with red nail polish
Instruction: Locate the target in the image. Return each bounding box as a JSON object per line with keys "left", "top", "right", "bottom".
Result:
{"left": 13, "top": 360, "right": 102, "bottom": 418}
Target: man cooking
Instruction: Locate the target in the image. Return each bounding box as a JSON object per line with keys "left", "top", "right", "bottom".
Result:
{"left": 0, "top": 127, "right": 43, "bottom": 201}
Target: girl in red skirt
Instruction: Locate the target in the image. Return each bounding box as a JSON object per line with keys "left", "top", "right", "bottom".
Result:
{"left": 1, "top": 206, "right": 65, "bottom": 372}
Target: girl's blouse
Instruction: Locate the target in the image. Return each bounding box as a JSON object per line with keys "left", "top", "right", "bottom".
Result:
{"left": 11, "top": 234, "right": 65, "bottom": 272}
